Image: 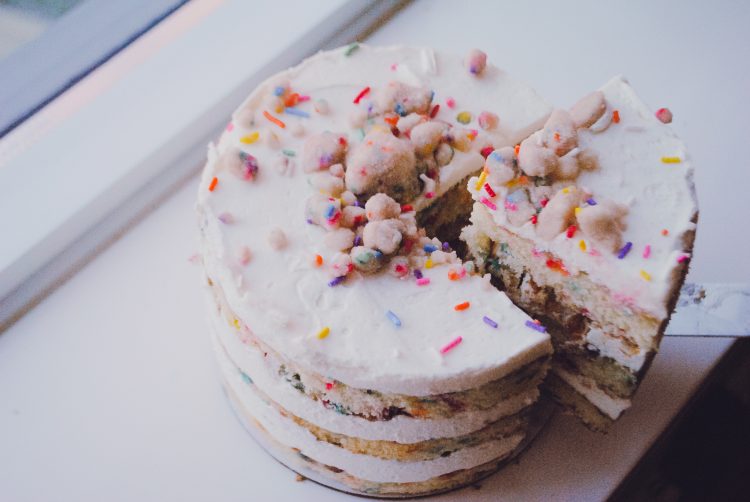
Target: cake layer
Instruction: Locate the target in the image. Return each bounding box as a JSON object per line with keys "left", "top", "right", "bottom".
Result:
{"left": 197, "top": 45, "right": 553, "bottom": 398}
{"left": 209, "top": 286, "right": 544, "bottom": 443}
{"left": 213, "top": 330, "right": 529, "bottom": 485}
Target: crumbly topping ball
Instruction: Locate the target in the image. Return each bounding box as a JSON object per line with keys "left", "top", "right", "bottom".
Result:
{"left": 484, "top": 147, "right": 517, "bottom": 185}
{"left": 478, "top": 111, "right": 499, "bottom": 130}
{"left": 518, "top": 134, "right": 559, "bottom": 177}
{"left": 465, "top": 49, "right": 487, "bottom": 75}
{"left": 410, "top": 121, "right": 447, "bottom": 156}
{"left": 556, "top": 151, "right": 581, "bottom": 180}
{"left": 364, "top": 193, "right": 401, "bottom": 221}
{"left": 328, "top": 252, "right": 353, "bottom": 278}
{"left": 376, "top": 81, "right": 433, "bottom": 116}
{"left": 570, "top": 91, "right": 607, "bottom": 128}
{"left": 309, "top": 171, "right": 345, "bottom": 196}
{"left": 577, "top": 199, "right": 629, "bottom": 252}
{"left": 506, "top": 199, "right": 537, "bottom": 227}
{"left": 340, "top": 205, "right": 366, "bottom": 228}
{"left": 398, "top": 211, "right": 419, "bottom": 238}
{"left": 434, "top": 143, "right": 454, "bottom": 167}
{"left": 396, "top": 113, "right": 424, "bottom": 134}
{"left": 301, "top": 132, "right": 347, "bottom": 173}
{"left": 541, "top": 109, "right": 578, "bottom": 157}
{"left": 388, "top": 256, "right": 410, "bottom": 277}
{"left": 350, "top": 246, "right": 384, "bottom": 273}
{"left": 536, "top": 187, "right": 584, "bottom": 240}
{"left": 362, "top": 218, "right": 405, "bottom": 254}
{"left": 305, "top": 194, "right": 342, "bottom": 229}
{"left": 345, "top": 130, "right": 419, "bottom": 202}
{"left": 324, "top": 228, "right": 355, "bottom": 251}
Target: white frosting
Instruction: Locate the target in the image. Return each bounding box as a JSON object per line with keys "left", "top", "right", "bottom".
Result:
{"left": 211, "top": 302, "right": 538, "bottom": 442}
{"left": 469, "top": 77, "right": 697, "bottom": 321}
{"left": 585, "top": 327, "right": 647, "bottom": 371}
{"left": 214, "top": 330, "right": 524, "bottom": 483}
{"left": 554, "top": 368, "right": 630, "bottom": 420}
{"left": 198, "top": 45, "right": 552, "bottom": 396}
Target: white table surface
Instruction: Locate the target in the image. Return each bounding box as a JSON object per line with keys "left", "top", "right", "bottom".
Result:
{"left": 1, "top": 1, "right": 747, "bottom": 501}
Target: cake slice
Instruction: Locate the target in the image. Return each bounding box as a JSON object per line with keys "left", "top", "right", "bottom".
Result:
{"left": 462, "top": 77, "right": 697, "bottom": 430}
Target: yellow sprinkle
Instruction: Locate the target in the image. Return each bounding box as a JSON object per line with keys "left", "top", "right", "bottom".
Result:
{"left": 240, "top": 132, "right": 259, "bottom": 144}
{"left": 640, "top": 269, "right": 652, "bottom": 281}
{"left": 317, "top": 327, "right": 330, "bottom": 339}
{"left": 425, "top": 258, "right": 434, "bottom": 269}
{"left": 579, "top": 239, "right": 587, "bottom": 251}
{"left": 574, "top": 207, "right": 582, "bottom": 216}
{"left": 232, "top": 318, "right": 240, "bottom": 329}
{"left": 562, "top": 187, "right": 570, "bottom": 194}
{"left": 474, "top": 171, "right": 487, "bottom": 191}
{"left": 661, "top": 156, "right": 682, "bottom": 164}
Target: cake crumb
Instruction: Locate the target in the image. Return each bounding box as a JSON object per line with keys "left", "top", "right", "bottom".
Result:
{"left": 295, "top": 473, "right": 307, "bottom": 482}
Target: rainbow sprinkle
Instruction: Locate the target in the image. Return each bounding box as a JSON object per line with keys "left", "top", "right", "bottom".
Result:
{"left": 282, "top": 149, "right": 296, "bottom": 157}
{"left": 314, "top": 255, "right": 323, "bottom": 267}
{"left": 425, "top": 258, "right": 434, "bottom": 269}
{"left": 208, "top": 177, "right": 218, "bottom": 192}
{"left": 240, "top": 132, "right": 259, "bottom": 144}
{"left": 677, "top": 254, "right": 690, "bottom": 263}
{"left": 579, "top": 239, "right": 587, "bottom": 252}
{"left": 423, "top": 244, "right": 438, "bottom": 253}
{"left": 416, "top": 277, "right": 430, "bottom": 286}
{"left": 643, "top": 245, "right": 651, "bottom": 259}
{"left": 317, "top": 327, "right": 330, "bottom": 339}
{"left": 454, "top": 301, "right": 470, "bottom": 311}
{"left": 263, "top": 110, "right": 286, "bottom": 128}
{"left": 475, "top": 171, "right": 487, "bottom": 190}
{"left": 612, "top": 110, "right": 621, "bottom": 123}
{"left": 661, "top": 156, "right": 682, "bottom": 164}
{"left": 344, "top": 42, "right": 360, "bottom": 56}
{"left": 456, "top": 111, "right": 471, "bottom": 124}
{"left": 640, "top": 269, "right": 652, "bottom": 281}
{"left": 484, "top": 183, "right": 496, "bottom": 198}
{"left": 328, "top": 276, "right": 345, "bottom": 287}
{"left": 386, "top": 310, "right": 402, "bottom": 327}
{"left": 353, "top": 86, "right": 371, "bottom": 104}
{"left": 440, "top": 336, "right": 463, "bottom": 354}
{"left": 617, "top": 241, "right": 633, "bottom": 259}
{"left": 525, "top": 320, "right": 546, "bottom": 333}
{"left": 285, "top": 108, "right": 310, "bottom": 118}
{"left": 480, "top": 197, "right": 497, "bottom": 211}
{"left": 483, "top": 316, "right": 498, "bottom": 328}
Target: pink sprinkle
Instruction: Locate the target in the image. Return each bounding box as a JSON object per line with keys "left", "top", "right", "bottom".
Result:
{"left": 390, "top": 63, "right": 398, "bottom": 71}
{"left": 589, "top": 248, "right": 601, "bottom": 257}
{"left": 440, "top": 336, "right": 463, "bottom": 355}
{"left": 504, "top": 200, "right": 517, "bottom": 211}
{"left": 416, "top": 277, "right": 431, "bottom": 286}
{"left": 531, "top": 248, "right": 543, "bottom": 258}
{"left": 325, "top": 382, "right": 333, "bottom": 390}
{"left": 226, "top": 122, "right": 234, "bottom": 132}
{"left": 677, "top": 254, "right": 690, "bottom": 263}
{"left": 425, "top": 192, "right": 435, "bottom": 199}
{"left": 446, "top": 97, "right": 456, "bottom": 109}
{"left": 239, "top": 246, "right": 251, "bottom": 266}
{"left": 298, "top": 95, "right": 310, "bottom": 102}
{"left": 655, "top": 108, "right": 673, "bottom": 124}
{"left": 643, "top": 245, "right": 651, "bottom": 259}
{"left": 481, "top": 197, "right": 497, "bottom": 210}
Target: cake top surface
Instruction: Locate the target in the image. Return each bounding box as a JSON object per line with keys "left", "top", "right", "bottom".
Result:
{"left": 468, "top": 76, "right": 697, "bottom": 320}
{"left": 198, "top": 45, "right": 553, "bottom": 396}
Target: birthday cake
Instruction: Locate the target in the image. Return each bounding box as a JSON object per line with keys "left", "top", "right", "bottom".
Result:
{"left": 197, "top": 44, "right": 696, "bottom": 496}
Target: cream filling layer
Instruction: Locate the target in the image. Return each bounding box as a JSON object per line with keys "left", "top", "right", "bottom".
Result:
{"left": 585, "top": 327, "right": 648, "bottom": 372}
{"left": 210, "top": 301, "right": 540, "bottom": 443}
{"left": 553, "top": 367, "right": 631, "bottom": 420}
{"left": 214, "top": 331, "right": 525, "bottom": 484}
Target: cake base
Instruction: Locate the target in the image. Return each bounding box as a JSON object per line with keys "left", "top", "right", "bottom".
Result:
{"left": 221, "top": 375, "right": 555, "bottom": 499}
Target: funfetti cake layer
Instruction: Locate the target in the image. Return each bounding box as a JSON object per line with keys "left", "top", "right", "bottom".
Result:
{"left": 197, "top": 45, "right": 554, "bottom": 495}
{"left": 462, "top": 76, "right": 697, "bottom": 430}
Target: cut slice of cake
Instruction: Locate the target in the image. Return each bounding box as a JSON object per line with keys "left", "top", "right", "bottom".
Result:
{"left": 462, "top": 76, "right": 697, "bottom": 430}
{"left": 197, "top": 45, "right": 556, "bottom": 496}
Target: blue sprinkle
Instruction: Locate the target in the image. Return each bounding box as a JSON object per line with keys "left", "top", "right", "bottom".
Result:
{"left": 394, "top": 103, "right": 406, "bottom": 116}
{"left": 414, "top": 269, "right": 423, "bottom": 279}
{"left": 525, "top": 320, "right": 546, "bottom": 333}
{"left": 240, "top": 372, "right": 253, "bottom": 385}
{"left": 617, "top": 241, "right": 633, "bottom": 260}
{"left": 506, "top": 190, "right": 527, "bottom": 204}
{"left": 483, "top": 316, "right": 498, "bottom": 329}
{"left": 490, "top": 151, "right": 504, "bottom": 163}
{"left": 273, "top": 86, "right": 285, "bottom": 96}
{"left": 586, "top": 198, "right": 597, "bottom": 206}
{"left": 429, "top": 90, "right": 435, "bottom": 102}
{"left": 328, "top": 276, "right": 345, "bottom": 287}
{"left": 386, "top": 310, "right": 402, "bottom": 327}
{"left": 285, "top": 107, "right": 310, "bottom": 118}
{"left": 442, "top": 242, "right": 451, "bottom": 251}
{"left": 373, "top": 250, "right": 383, "bottom": 258}
{"left": 353, "top": 235, "right": 362, "bottom": 247}
{"left": 352, "top": 199, "right": 361, "bottom": 208}
{"left": 423, "top": 244, "right": 438, "bottom": 253}
{"left": 324, "top": 204, "right": 335, "bottom": 219}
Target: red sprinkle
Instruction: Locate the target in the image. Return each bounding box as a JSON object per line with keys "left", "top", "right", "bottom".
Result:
{"left": 484, "top": 183, "right": 496, "bottom": 197}
{"left": 263, "top": 110, "right": 286, "bottom": 128}
{"left": 480, "top": 146, "right": 494, "bottom": 158}
{"left": 325, "top": 382, "right": 333, "bottom": 390}
{"left": 546, "top": 258, "right": 569, "bottom": 276}
{"left": 655, "top": 107, "right": 673, "bottom": 124}
{"left": 425, "top": 192, "right": 435, "bottom": 199}
{"left": 566, "top": 225, "right": 577, "bottom": 238}
{"left": 338, "top": 136, "right": 348, "bottom": 146}
{"left": 430, "top": 104, "right": 440, "bottom": 118}
{"left": 661, "top": 229, "right": 669, "bottom": 236}
{"left": 612, "top": 110, "right": 621, "bottom": 123}
{"left": 401, "top": 204, "right": 414, "bottom": 212}
{"left": 454, "top": 301, "right": 470, "bottom": 311}
{"left": 540, "top": 198, "right": 549, "bottom": 208}
{"left": 353, "top": 86, "right": 371, "bottom": 104}
{"left": 530, "top": 214, "right": 538, "bottom": 225}
{"left": 208, "top": 177, "right": 218, "bottom": 192}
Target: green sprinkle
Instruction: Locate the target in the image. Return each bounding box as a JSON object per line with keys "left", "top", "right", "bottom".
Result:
{"left": 344, "top": 42, "right": 360, "bottom": 56}
{"left": 358, "top": 128, "right": 366, "bottom": 140}
{"left": 282, "top": 149, "right": 296, "bottom": 157}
